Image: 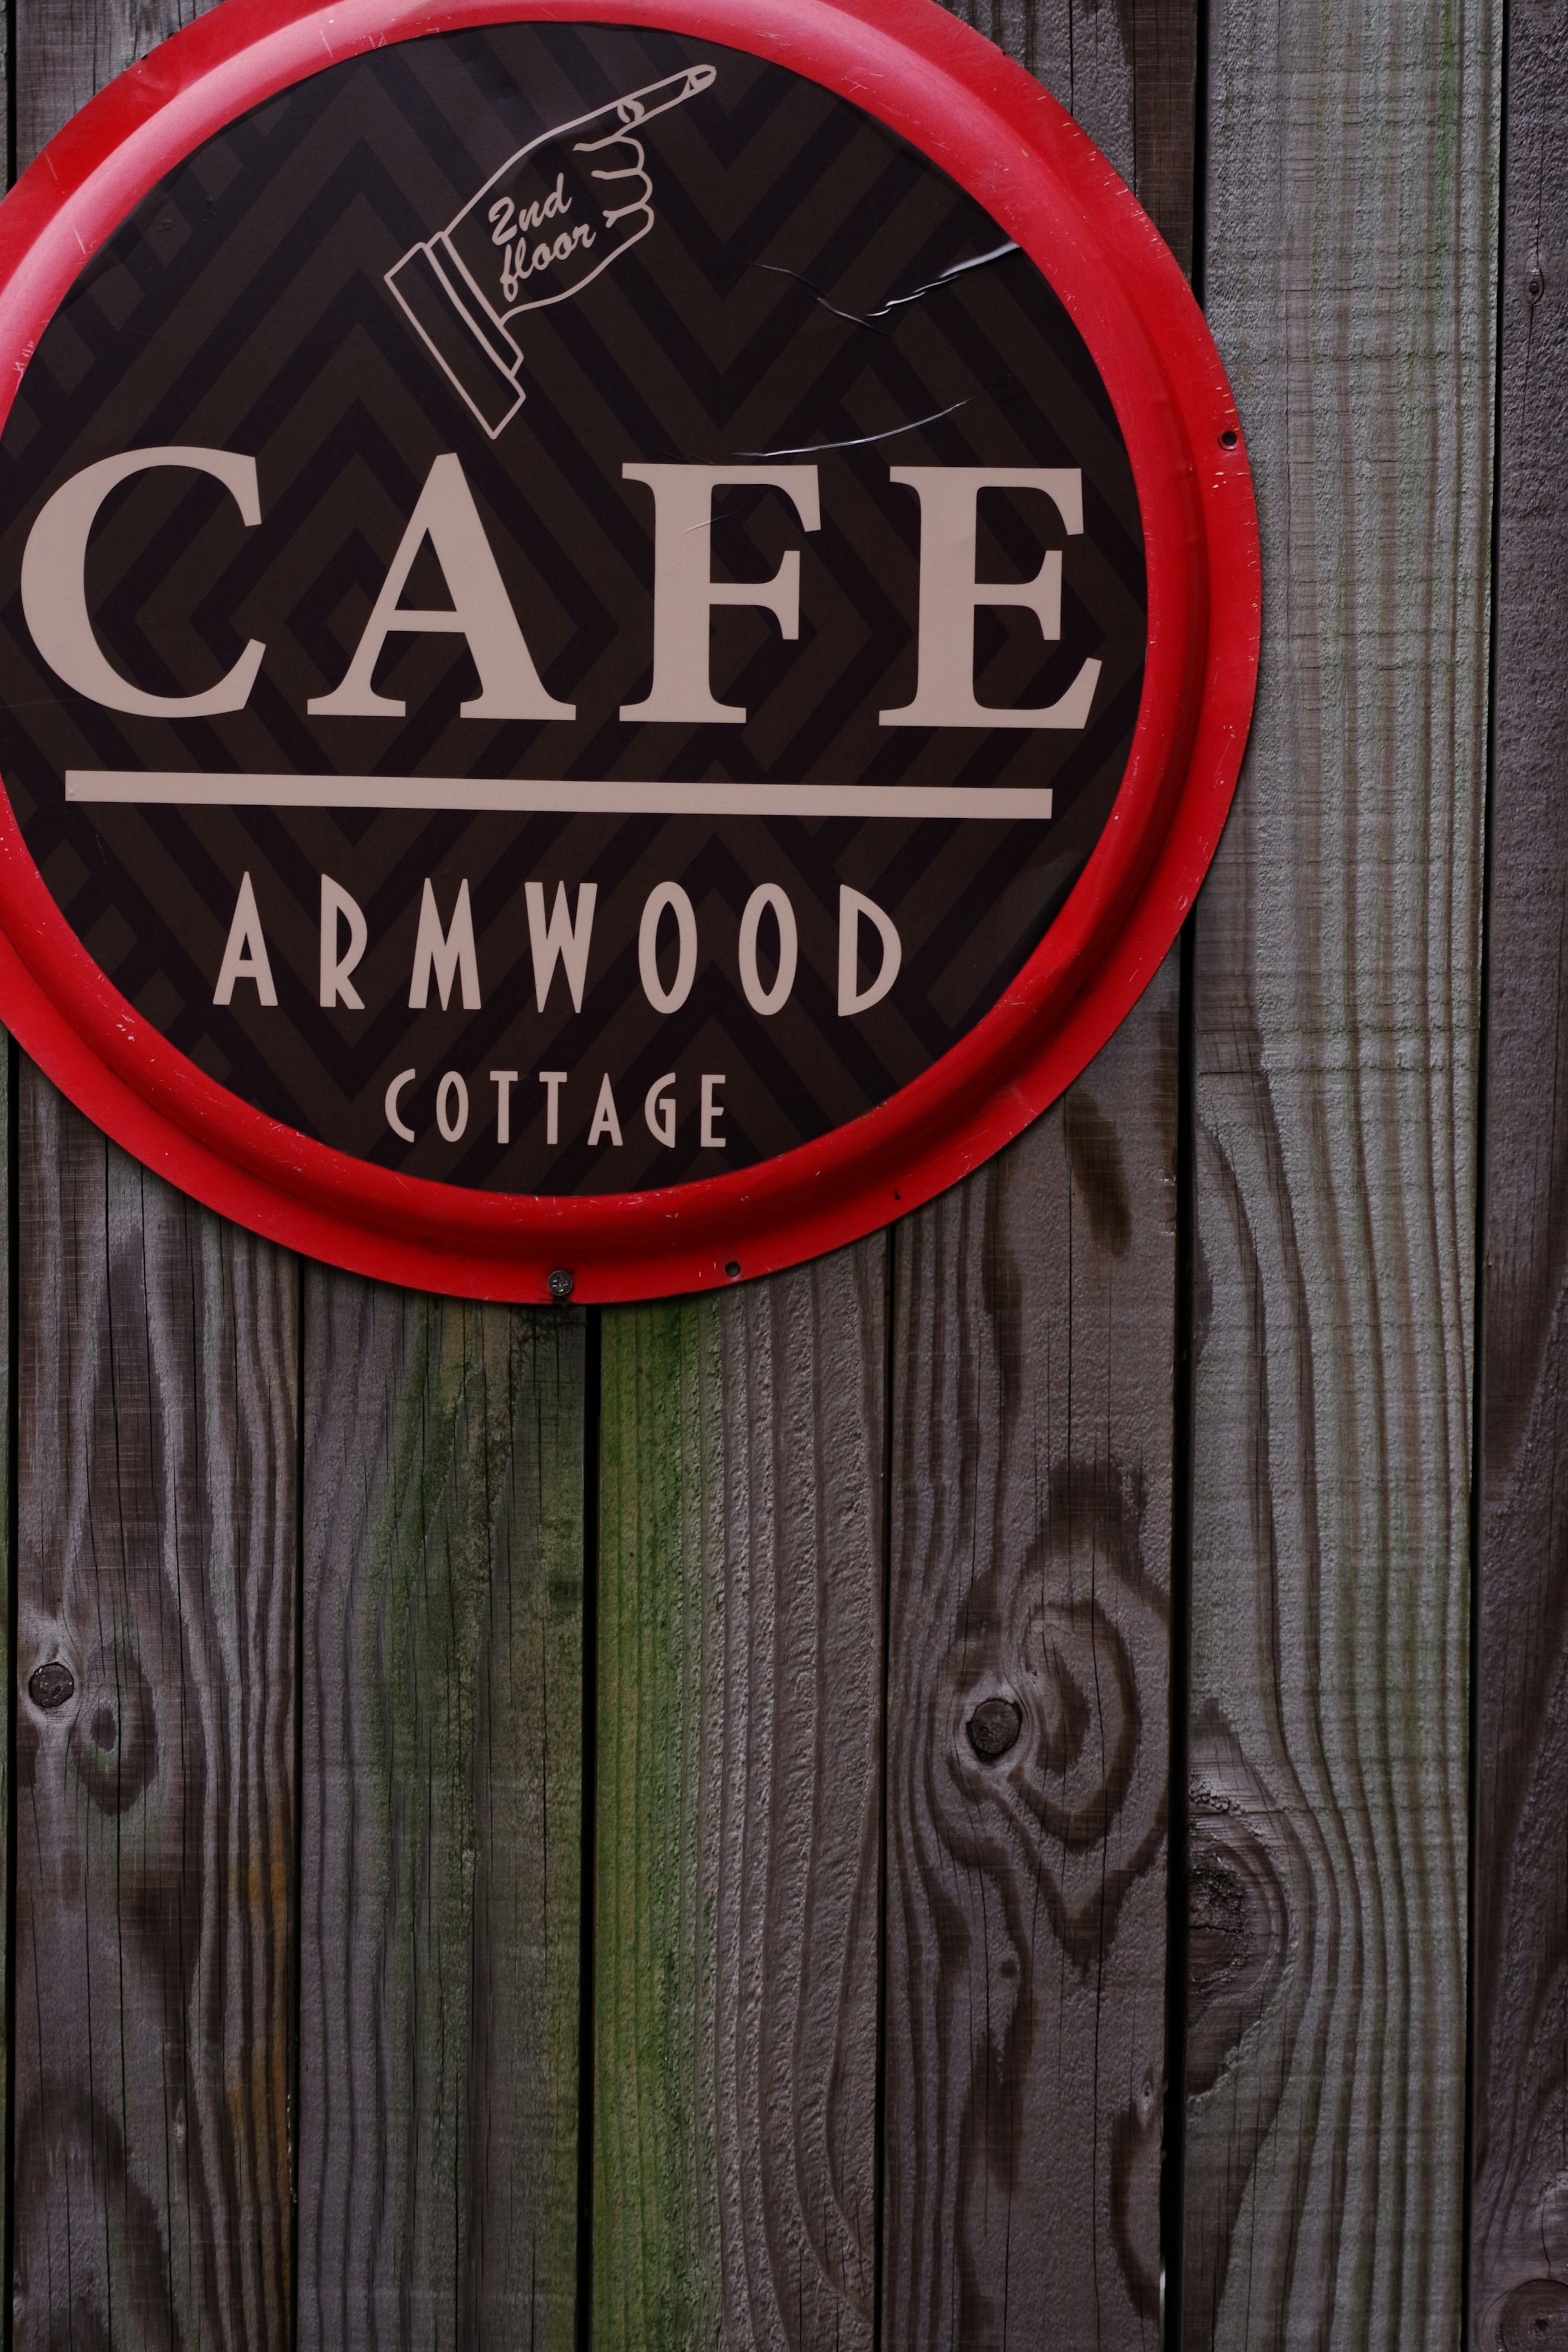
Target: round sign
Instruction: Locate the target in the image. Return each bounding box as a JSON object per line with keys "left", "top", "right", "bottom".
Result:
{"left": 0, "top": 0, "right": 1258, "bottom": 1300}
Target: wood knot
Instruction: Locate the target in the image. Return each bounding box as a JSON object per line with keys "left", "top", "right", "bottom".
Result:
{"left": 70, "top": 1651, "right": 157, "bottom": 1813}
{"left": 1185, "top": 1793, "right": 1291, "bottom": 2096}
{"left": 1493, "top": 2279, "right": 1568, "bottom": 2350}
{"left": 27, "top": 1660, "right": 74, "bottom": 1711}
{"left": 966, "top": 1696, "right": 1022, "bottom": 1761}
{"left": 1063, "top": 1093, "right": 1131, "bottom": 1258}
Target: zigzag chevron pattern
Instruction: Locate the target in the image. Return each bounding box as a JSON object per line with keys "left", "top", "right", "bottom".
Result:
{"left": 0, "top": 22, "right": 1146, "bottom": 1193}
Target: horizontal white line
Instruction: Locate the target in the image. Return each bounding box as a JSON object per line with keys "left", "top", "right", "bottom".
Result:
{"left": 65, "top": 772, "right": 1053, "bottom": 820}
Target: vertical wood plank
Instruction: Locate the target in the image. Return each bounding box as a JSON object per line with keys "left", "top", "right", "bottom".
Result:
{"left": 1469, "top": 5, "right": 1568, "bottom": 2343}
{"left": 1181, "top": 0, "right": 1498, "bottom": 2339}
{"left": 882, "top": 8, "right": 1191, "bottom": 2345}
{"left": 296, "top": 1277, "right": 583, "bottom": 2351}
{"left": 0, "top": 0, "right": 11, "bottom": 2266}
{"left": 14, "top": 0, "right": 217, "bottom": 169}
{"left": 883, "top": 1000, "right": 1178, "bottom": 2349}
{"left": 10, "top": 8, "right": 292, "bottom": 2346}
{"left": 941, "top": 0, "right": 1197, "bottom": 273}
{"left": 12, "top": 1066, "right": 297, "bottom": 2350}
{"left": 592, "top": 1245, "right": 886, "bottom": 2350}
{"left": 0, "top": 1037, "right": 10, "bottom": 2314}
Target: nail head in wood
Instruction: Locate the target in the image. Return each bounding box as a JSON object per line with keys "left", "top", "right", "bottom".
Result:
{"left": 28, "top": 1660, "right": 74, "bottom": 1710}
{"left": 966, "top": 1695, "right": 1023, "bottom": 1762}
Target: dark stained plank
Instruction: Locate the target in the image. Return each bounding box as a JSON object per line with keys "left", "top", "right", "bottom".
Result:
{"left": 1117, "top": 0, "right": 1197, "bottom": 278}
{"left": 592, "top": 1243, "right": 885, "bottom": 2348}
{"left": 0, "top": 1039, "right": 10, "bottom": 2312}
{"left": 1469, "top": 6, "right": 1568, "bottom": 2343}
{"left": 16, "top": 0, "right": 225, "bottom": 168}
{"left": 1180, "top": 0, "right": 1499, "bottom": 2338}
{"left": 296, "top": 1275, "right": 584, "bottom": 2352}
{"left": 883, "top": 9, "right": 1190, "bottom": 2344}
{"left": 0, "top": 24, "right": 11, "bottom": 2289}
{"left": 12, "top": 1063, "right": 298, "bottom": 2350}
{"left": 883, "top": 994, "right": 1178, "bottom": 2349}
{"left": 940, "top": 0, "right": 1196, "bottom": 270}
{"left": 14, "top": 0, "right": 223, "bottom": 169}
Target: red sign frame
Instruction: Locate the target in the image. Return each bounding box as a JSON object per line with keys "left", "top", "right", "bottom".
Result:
{"left": 0, "top": 0, "right": 1259, "bottom": 1301}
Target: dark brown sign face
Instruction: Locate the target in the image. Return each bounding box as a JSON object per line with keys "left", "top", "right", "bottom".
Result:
{"left": 0, "top": 19, "right": 1145, "bottom": 1197}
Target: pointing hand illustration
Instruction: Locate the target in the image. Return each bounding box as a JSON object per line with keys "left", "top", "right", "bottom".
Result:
{"left": 388, "top": 65, "right": 717, "bottom": 437}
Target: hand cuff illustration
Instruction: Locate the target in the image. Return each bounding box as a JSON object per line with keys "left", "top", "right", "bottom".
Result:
{"left": 387, "top": 64, "right": 717, "bottom": 436}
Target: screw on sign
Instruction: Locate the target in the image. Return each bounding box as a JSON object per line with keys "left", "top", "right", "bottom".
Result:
{"left": 0, "top": 0, "right": 1259, "bottom": 1302}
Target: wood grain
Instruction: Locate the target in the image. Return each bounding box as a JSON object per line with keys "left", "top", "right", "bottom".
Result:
{"left": 885, "top": 10, "right": 1189, "bottom": 2346}
{"left": 592, "top": 1245, "right": 886, "bottom": 2350}
{"left": 883, "top": 993, "right": 1178, "bottom": 2350}
{"left": 6, "top": 8, "right": 296, "bottom": 2347}
{"left": 12, "top": 1064, "right": 298, "bottom": 2352}
{"left": 940, "top": 0, "right": 1197, "bottom": 272}
{"left": 296, "top": 1275, "right": 584, "bottom": 2352}
{"left": 17, "top": 0, "right": 228, "bottom": 169}
{"left": 1181, "top": 0, "right": 1499, "bottom": 2339}
{"left": 1469, "top": 5, "right": 1568, "bottom": 2343}
{"left": 14, "top": 0, "right": 220, "bottom": 169}
{"left": 0, "top": 1039, "right": 10, "bottom": 2317}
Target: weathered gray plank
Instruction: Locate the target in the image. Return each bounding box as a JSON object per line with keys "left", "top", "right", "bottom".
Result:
{"left": 883, "top": 996, "right": 1178, "bottom": 2350}
{"left": 1181, "top": 0, "right": 1499, "bottom": 2339}
{"left": 13, "top": 1064, "right": 297, "bottom": 2351}
{"left": 14, "top": 0, "right": 218, "bottom": 169}
{"left": 1469, "top": 4, "right": 1568, "bottom": 2343}
{"left": 884, "top": 10, "right": 1189, "bottom": 2345}
{"left": 593, "top": 1245, "right": 886, "bottom": 2350}
{"left": 296, "top": 1276, "right": 584, "bottom": 2351}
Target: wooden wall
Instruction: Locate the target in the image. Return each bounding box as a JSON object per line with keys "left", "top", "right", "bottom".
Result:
{"left": 2, "top": 0, "right": 1547, "bottom": 2341}
{"left": 1184, "top": 0, "right": 1495, "bottom": 2341}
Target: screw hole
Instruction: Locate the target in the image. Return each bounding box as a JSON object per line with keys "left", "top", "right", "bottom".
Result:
{"left": 725, "top": 1261, "right": 741, "bottom": 1279}
{"left": 1218, "top": 427, "right": 1239, "bottom": 450}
